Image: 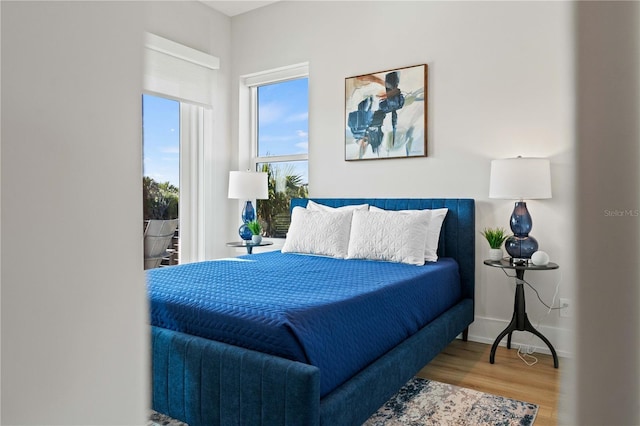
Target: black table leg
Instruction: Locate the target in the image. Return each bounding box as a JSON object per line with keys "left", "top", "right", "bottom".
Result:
{"left": 489, "top": 269, "right": 559, "bottom": 368}
{"left": 520, "top": 313, "right": 559, "bottom": 368}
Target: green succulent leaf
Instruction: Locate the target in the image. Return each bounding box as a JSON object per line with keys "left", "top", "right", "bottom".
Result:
{"left": 481, "top": 227, "right": 509, "bottom": 249}
{"left": 246, "top": 220, "right": 263, "bottom": 235}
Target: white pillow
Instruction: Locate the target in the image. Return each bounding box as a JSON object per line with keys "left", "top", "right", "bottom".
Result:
{"left": 370, "top": 206, "right": 448, "bottom": 261}
{"left": 346, "top": 210, "right": 430, "bottom": 266}
{"left": 281, "top": 207, "right": 352, "bottom": 258}
{"left": 306, "top": 200, "right": 369, "bottom": 212}
{"left": 424, "top": 208, "right": 448, "bottom": 261}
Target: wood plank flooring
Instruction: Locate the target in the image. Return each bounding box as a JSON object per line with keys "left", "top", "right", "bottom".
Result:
{"left": 418, "top": 340, "right": 561, "bottom": 426}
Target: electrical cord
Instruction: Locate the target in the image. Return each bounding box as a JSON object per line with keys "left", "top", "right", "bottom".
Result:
{"left": 499, "top": 267, "right": 564, "bottom": 310}
{"left": 517, "top": 345, "right": 538, "bottom": 366}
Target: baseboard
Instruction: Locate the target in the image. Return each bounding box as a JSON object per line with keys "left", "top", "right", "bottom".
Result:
{"left": 467, "top": 315, "right": 574, "bottom": 359}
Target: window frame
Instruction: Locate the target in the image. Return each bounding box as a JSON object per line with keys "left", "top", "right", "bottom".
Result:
{"left": 241, "top": 63, "right": 310, "bottom": 239}
{"left": 144, "top": 33, "right": 219, "bottom": 263}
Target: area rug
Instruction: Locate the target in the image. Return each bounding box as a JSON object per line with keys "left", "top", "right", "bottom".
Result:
{"left": 364, "top": 377, "right": 538, "bottom": 426}
{"left": 148, "top": 410, "right": 187, "bottom": 426}
{"left": 149, "top": 377, "right": 538, "bottom": 426}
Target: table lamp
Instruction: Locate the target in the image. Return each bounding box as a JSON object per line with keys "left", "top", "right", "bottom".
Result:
{"left": 489, "top": 156, "right": 552, "bottom": 262}
{"left": 228, "top": 170, "right": 268, "bottom": 240}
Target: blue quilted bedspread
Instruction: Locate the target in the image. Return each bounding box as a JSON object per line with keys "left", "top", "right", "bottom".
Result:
{"left": 147, "top": 251, "right": 461, "bottom": 396}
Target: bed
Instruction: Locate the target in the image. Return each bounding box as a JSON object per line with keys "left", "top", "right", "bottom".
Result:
{"left": 149, "top": 198, "right": 475, "bottom": 426}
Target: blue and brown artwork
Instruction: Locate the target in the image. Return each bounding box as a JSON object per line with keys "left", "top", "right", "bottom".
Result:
{"left": 345, "top": 64, "right": 427, "bottom": 161}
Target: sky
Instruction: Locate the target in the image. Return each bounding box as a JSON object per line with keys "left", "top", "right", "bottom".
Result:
{"left": 142, "top": 94, "right": 180, "bottom": 187}
{"left": 143, "top": 77, "right": 309, "bottom": 189}
{"left": 257, "top": 77, "right": 309, "bottom": 184}
{"left": 258, "top": 78, "right": 308, "bottom": 158}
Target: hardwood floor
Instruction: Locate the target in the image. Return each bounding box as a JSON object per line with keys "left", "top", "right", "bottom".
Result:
{"left": 418, "top": 339, "right": 562, "bottom": 426}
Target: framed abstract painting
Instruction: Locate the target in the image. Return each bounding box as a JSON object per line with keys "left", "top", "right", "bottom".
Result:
{"left": 345, "top": 64, "right": 427, "bottom": 161}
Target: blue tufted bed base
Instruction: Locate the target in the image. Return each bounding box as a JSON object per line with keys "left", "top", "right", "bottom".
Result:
{"left": 151, "top": 198, "right": 475, "bottom": 426}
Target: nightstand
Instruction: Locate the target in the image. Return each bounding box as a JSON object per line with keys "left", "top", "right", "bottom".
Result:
{"left": 226, "top": 240, "right": 273, "bottom": 254}
{"left": 484, "top": 259, "right": 560, "bottom": 368}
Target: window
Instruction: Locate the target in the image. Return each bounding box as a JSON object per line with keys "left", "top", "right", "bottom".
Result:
{"left": 248, "top": 69, "right": 309, "bottom": 238}
{"left": 143, "top": 33, "right": 219, "bottom": 263}
{"left": 143, "top": 94, "right": 180, "bottom": 221}
{"left": 142, "top": 94, "right": 180, "bottom": 266}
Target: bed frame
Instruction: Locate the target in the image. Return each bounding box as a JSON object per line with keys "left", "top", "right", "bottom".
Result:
{"left": 151, "top": 198, "right": 475, "bottom": 426}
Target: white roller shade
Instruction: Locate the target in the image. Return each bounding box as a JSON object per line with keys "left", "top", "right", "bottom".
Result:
{"left": 144, "top": 33, "right": 220, "bottom": 107}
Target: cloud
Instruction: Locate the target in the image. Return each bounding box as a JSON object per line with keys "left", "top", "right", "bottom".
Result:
{"left": 161, "top": 146, "right": 180, "bottom": 155}
{"left": 259, "top": 135, "right": 296, "bottom": 142}
{"left": 296, "top": 130, "right": 308, "bottom": 138}
{"left": 145, "top": 163, "right": 180, "bottom": 187}
{"left": 259, "top": 102, "right": 307, "bottom": 126}
{"left": 258, "top": 101, "right": 285, "bottom": 125}
{"left": 286, "top": 112, "right": 309, "bottom": 123}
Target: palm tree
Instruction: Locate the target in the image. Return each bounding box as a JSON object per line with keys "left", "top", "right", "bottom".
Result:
{"left": 257, "top": 163, "right": 308, "bottom": 237}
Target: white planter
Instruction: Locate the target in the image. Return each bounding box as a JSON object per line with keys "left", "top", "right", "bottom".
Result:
{"left": 251, "top": 235, "right": 262, "bottom": 244}
{"left": 489, "top": 248, "right": 503, "bottom": 261}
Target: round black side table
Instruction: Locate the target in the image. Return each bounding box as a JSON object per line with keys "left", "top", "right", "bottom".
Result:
{"left": 484, "top": 259, "right": 560, "bottom": 368}
{"left": 226, "top": 240, "right": 273, "bottom": 254}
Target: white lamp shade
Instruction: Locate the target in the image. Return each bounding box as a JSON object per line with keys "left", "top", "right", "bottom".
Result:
{"left": 489, "top": 157, "right": 552, "bottom": 200}
{"left": 228, "top": 171, "right": 268, "bottom": 200}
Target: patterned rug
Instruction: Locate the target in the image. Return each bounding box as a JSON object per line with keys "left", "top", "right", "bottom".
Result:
{"left": 364, "top": 377, "right": 538, "bottom": 426}
{"left": 149, "top": 377, "right": 538, "bottom": 426}
{"left": 148, "top": 410, "right": 187, "bottom": 426}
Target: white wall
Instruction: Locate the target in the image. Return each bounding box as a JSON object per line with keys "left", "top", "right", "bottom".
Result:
{"left": 0, "top": 3, "right": 3, "bottom": 421}
{"left": 231, "top": 1, "right": 575, "bottom": 356}
{"left": 1, "top": 2, "right": 148, "bottom": 424}
{"left": 0, "top": 1, "right": 231, "bottom": 424}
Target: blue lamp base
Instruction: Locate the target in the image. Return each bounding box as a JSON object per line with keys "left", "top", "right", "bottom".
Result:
{"left": 239, "top": 224, "right": 253, "bottom": 241}
{"left": 505, "top": 235, "right": 539, "bottom": 260}
{"left": 506, "top": 201, "right": 539, "bottom": 261}
{"left": 239, "top": 200, "right": 256, "bottom": 241}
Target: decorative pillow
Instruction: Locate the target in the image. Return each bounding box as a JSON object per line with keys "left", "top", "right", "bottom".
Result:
{"left": 281, "top": 207, "right": 352, "bottom": 258}
{"left": 346, "top": 210, "right": 430, "bottom": 266}
{"left": 424, "top": 208, "right": 448, "bottom": 261}
{"left": 306, "top": 200, "right": 369, "bottom": 212}
{"left": 369, "top": 206, "right": 448, "bottom": 261}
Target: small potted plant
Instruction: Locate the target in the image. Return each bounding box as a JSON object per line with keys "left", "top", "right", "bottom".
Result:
{"left": 481, "top": 227, "right": 508, "bottom": 261}
{"left": 246, "top": 220, "right": 263, "bottom": 244}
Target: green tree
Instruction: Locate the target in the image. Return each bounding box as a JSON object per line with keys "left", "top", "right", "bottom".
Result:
{"left": 143, "top": 176, "right": 179, "bottom": 220}
{"left": 257, "top": 163, "right": 308, "bottom": 237}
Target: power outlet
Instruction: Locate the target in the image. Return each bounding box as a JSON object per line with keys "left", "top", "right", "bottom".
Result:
{"left": 559, "top": 298, "right": 572, "bottom": 318}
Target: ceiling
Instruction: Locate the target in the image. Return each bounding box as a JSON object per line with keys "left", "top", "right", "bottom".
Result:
{"left": 200, "top": 1, "right": 279, "bottom": 17}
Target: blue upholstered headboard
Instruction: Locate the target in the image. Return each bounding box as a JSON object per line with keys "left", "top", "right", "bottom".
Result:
{"left": 290, "top": 198, "right": 475, "bottom": 302}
